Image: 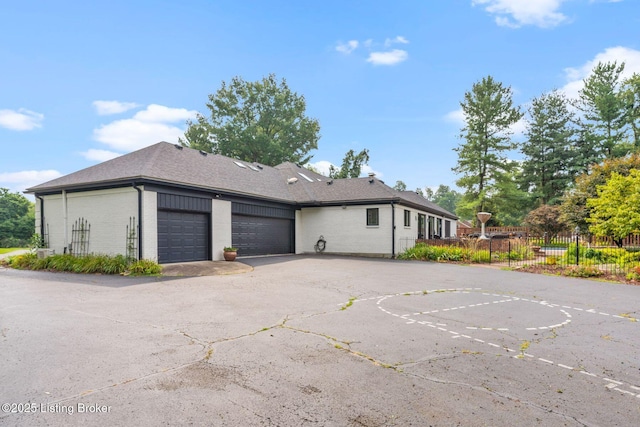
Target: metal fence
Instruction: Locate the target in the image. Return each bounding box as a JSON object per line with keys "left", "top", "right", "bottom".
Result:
{"left": 403, "top": 233, "right": 640, "bottom": 278}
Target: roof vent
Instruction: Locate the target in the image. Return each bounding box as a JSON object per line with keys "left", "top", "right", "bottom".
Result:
{"left": 233, "top": 161, "right": 247, "bottom": 168}
{"left": 368, "top": 172, "right": 375, "bottom": 177}
{"left": 174, "top": 144, "right": 183, "bottom": 150}
{"left": 369, "top": 178, "right": 375, "bottom": 184}
{"left": 287, "top": 177, "right": 298, "bottom": 184}
{"left": 326, "top": 180, "right": 333, "bottom": 185}
{"left": 199, "top": 150, "right": 207, "bottom": 156}
{"left": 256, "top": 164, "right": 263, "bottom": 170}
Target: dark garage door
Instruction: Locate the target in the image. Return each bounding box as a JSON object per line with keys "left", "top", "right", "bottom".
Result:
{"left": 158, "top": 210, "right": 209, "bottom": 263}
{"left": 232, "top": 215, "right": 293, "bottom": 256}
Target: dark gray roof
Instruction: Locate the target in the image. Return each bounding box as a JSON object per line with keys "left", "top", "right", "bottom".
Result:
{"left": 28, "top": 142, "right": 457, "bottom": 219}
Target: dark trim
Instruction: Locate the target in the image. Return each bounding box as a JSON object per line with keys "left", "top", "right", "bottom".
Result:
{"left": 30, "top": 178, "right": 457, "bottom": 220}
{"left": 157, "top": 193, "right": 212, "bottom": 213}
{"left": 35, "top": 195, "right": 44, "bottom": 244}
{"left": 133, "top": 184, "right": 143, "bottom": 260}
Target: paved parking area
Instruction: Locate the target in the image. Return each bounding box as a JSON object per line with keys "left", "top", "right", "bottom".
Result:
{"left": 1, "top": 255, "right": 639, "bottom": 426}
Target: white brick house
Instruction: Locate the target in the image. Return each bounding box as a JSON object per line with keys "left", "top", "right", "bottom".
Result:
{"left": 27, "top": 142, "right": 457, "bottom": 262}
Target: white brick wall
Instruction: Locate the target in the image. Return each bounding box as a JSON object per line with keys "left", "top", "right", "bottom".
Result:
{"left": 299, "top": 205, "right": 393, "bottom": 256}
{"left": 40, "top": 188, "right": 137, "bottom": 256}
{"left": 212, "top": 199, "right": 232, "bottom": 261}
{"left": 141, "top": 189, "right": 157, "bottom": 261}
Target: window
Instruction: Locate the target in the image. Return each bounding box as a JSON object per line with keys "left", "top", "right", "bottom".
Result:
{"left": 366, "top": 208, "right": 379, "bottom": 226}
{"left": 404, "top": 210, "right": 410, "bottom": 227}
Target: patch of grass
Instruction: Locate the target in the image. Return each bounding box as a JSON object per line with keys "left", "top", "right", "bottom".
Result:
{"left": 619, "top": 313, "right": 638, "bottom": 322}
{"left": 0, "top": 248, "right": 26, "bottom": 255}
{"left": 340, "top": 297, "right": 356, "bottom": 311}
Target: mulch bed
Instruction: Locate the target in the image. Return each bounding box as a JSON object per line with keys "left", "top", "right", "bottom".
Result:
{"left": 516, "top": 264, "right": 639, "bottom": 285}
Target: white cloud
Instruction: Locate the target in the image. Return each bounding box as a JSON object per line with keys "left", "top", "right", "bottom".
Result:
{"left": 444, "top": 108, "right": 465, "bottom": 125}
{"left": 384, "top": 36, "right": 409, "bottom": 47}
{"left": 0, "top": 108, "right": 44, "bottom": 131}
{"left": 306, "top": 160, "right": 332, "bottom": 176}
{"left": 80, "top": 149, "right": 122, "bottom": 162}
{"left": 366, "top": 49, "right": 409, "bottom": 66}
{"left": 92, "top": 104, "right": 198, "bottom": 152}
{"left": 361, "top": 164, "right": 383, "bottom": 178}
{"left": 0, "top": 170, "right": 62, "bottom": 193}
{"left": 92, "top": 100, "right": 139, "bottom": 115}
{"left": 336, "top": 37, "right": 410, "bottom": 66}
{"left": 472, "top": 0, "right": 568, "bottom": 28}
{"left": 336, "top": 40, "right": 359, "bottom": 54}
{"left": 562, "top": 46, "right": 640, "bottom": 99}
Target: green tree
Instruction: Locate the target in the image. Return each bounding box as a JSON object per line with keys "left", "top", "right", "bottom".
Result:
{"left": 489, "top": 171, "right": 531, "bottom": 226}
{"left": 393, "top": 180, "right": 407, "bottom": 191}
{"left": 0, "top": 188, "right": 35, "bottom": 247}
{"left": 587, "top": 170, "right": 640, "bottom": 247}
{"left": 621, "top": 73, "right": 640, "bottom": 150}
{"left": 329, "top": 149, "right": 370, "bottom": 179}
{"left": 560, "top": 154, "right": 640, "bottom": 232}
{"left": 181, "top": 74, "right": 321, "bottom": 166}
{"left": 430, "top": 185, "right": 462, "bottom": 215}
{"left": 521, "top": 90, "right": 575, "bottom": 206}
{"left": 524, "top": 205, "right": 567, "bottom": 242}
{"left": 453, "top": 75, "right": 523, "bottom": 224}
{"left": 577, "top": 61, "right": 628, "bottom": 159}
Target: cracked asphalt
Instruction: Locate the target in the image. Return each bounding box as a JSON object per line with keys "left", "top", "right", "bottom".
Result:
{"left": 1, "top": 255, "right": 639, "bottom": 426}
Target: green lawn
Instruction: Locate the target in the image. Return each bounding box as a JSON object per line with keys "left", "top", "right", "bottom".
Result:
{"left": 0, "top": 248, "right": 26, "bottom": 255}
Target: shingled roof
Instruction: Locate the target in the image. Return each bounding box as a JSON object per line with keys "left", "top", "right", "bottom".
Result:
{"left": 27, "top": 142, "right": 457, "bottom": 219}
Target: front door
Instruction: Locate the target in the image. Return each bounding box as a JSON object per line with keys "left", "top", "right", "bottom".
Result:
{"left": 418, "top": 214, "right": 426, "bottom": 239}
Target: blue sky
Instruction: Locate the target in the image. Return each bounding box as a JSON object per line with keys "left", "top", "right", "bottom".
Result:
{"left": 1, "top": 0, "right": 639, "bottom": 197}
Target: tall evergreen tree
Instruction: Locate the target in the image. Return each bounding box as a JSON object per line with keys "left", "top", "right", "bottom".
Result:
{"left": 521, "top": 90, "right": 575, "bottom": 206}
{"left": 622, "top": 73, "right": 640, "bottom": 150}
{"left": 577, "top": 61, "right": 628, "bottom": 158}
{"left": 452, "top": 75, "right": 522, "bottom": 225}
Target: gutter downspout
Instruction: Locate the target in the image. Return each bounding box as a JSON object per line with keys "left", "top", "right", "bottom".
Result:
{"left": 133, "top": 183, "right": 143, "bottom": 260}
{"left": 391, "top": 202, "right": 396, "bottom": 259}
{"left": 35, "top": 195, "right": 44, "bottom": 246}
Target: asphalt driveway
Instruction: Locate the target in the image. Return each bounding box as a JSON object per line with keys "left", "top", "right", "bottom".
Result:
{"left": 1, "top": 255, "right": 639, "bottom": 426}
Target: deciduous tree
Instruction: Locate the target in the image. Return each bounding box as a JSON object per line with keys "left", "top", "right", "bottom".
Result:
{"left": 560, "top": 154, "right": 640, "bottom": 232}
{"left": 524, "top": 205, "right": 567, "bottom": 242}
{"left": 181, "top": 74, "right": 320, "bottom": 166}
{"left": 587, "top": 170, "right": 640, "bottom": 247}
{"left": 0, "top": 188, "right": 34, "bottom": 247}
{"left": 329, "top": 149, "right": 370, "bottom": 179}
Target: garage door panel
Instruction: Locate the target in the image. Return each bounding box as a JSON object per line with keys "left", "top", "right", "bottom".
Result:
{"left": 158, "top": 210, "right": 209, "bottom": 263}
{"left": 232, "top": 215, "right": 293, "bottom": 256}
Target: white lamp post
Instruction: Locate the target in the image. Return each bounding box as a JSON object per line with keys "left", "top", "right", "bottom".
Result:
{"left": 477, "top": 212, "right": 492, "bottom": 240}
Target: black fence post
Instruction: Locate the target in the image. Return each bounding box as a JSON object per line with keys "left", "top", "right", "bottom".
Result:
{"left": 508, "top": 239, "right": 511, "bottom": 268}
{"left": 575, "top": 227, "right": 580, "bottom": 266}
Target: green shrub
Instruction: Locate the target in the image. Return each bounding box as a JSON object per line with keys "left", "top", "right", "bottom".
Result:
{"left": 7, "top": 253, "right": 37, "bottom": 269}
{"left": 563, "top": 265, "right": 604, "bottom": 278}
{"left": 4, "top": 253, "right": 160, "bottom": 276}
{"left": 127, "top": 259, "right": 162, "bottom": 276}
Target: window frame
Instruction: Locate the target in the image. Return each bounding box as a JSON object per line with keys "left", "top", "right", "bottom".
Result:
{"left": 404, "top": 209, "right": 411, "bottom": 227}
{"left": 366, "top": 208, "right": 379, "bottom": 226}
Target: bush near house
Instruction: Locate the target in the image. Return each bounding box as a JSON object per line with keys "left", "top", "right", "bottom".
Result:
{"left": 2, "top": 253, "right": 162, "bottom": 276}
